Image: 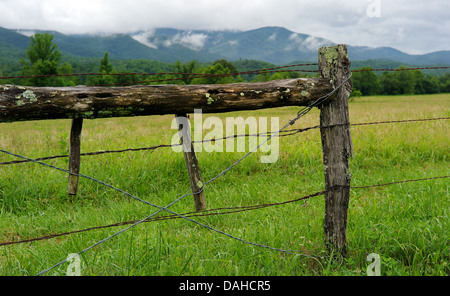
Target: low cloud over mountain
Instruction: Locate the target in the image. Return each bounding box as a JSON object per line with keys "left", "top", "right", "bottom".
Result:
{"left": 2, "top": 26, "right": 449, "bottom": 65}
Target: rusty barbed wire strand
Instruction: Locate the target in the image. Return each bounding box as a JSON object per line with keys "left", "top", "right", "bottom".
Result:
{"left": 0, "top": 190, "right": 326, "bottom": 247}
{"left": 0, "top": 63, "right": 319, "bottom": 81}
{"left": 1, "top": 116, "right": 447, "bottom": 166}
{"left": 1, "top": 65, "right": 448, "bottom": 81}
{"left": 91, "top": 69, "right": 319, "bottom": 87}
{"left": 352, "top": 66, "right": 450, "bottom": 72}
{"left": 2, "top": 174, "right": 448, "bottom": 248}
{"left": 351, "top": 175, "right": 450, "bottom": 189}
{"left": 1, "top": 64, "right": 448, "bottom": 88}
{"left": 91, "top": 64, "right": 449, "bottom": 87}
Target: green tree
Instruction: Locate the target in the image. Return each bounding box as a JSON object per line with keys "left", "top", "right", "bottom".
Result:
{"left": 422, "top": 75, "right": 440, "bottom": 94}
{"left": 396, "top": 66, "right": 416, "bottom": 94}
{"left": 99, "top": 51, "right": 113, "bottom": 73}
{"left": 212, "top": 59, "right": 238, "bottom": 75}
{"left": 252, "top": 69, "right": 271, "bottom": 82}
{"left": 379, "top": 66, "right": 416, "bottom": 95}
{"left": 380, "top": 71, "right": 398, "bottom": 95}
{"left": 59, "top": 62, "right": 81, "bottom": 86}
{"left": 352, "top": 67, "right": 381, "bottom": 95}
{"left": 412, "top": 70, "right": 426, "bottom": 94}
{"left": 21, "top": 33, "right": 62, "bottom": 86}
{"left": 439, "top": 73, "right": 450, "bottom": 93}
{"left": 191, "top": 62, "right": 236, "bottom": 85}
{"left": 173, "top": 60, "right": 199, "bottom": 85}
{"left": 268, "top": 71, "right": 300, "bottom": 81}
{"left": 87, "top": 52, "right": 117, "bottom": 86}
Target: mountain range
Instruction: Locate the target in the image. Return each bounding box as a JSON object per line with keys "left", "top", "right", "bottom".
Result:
{"left": 1, "top": 26, "right": 450, "bottom": 66}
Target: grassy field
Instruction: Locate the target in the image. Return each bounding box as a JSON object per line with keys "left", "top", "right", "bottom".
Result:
{"left": 0, "top": 93, "right": 448, "bottom": 276}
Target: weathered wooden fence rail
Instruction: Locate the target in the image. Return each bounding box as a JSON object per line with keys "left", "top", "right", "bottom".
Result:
{"left": 0, "top": 45, "right": 353, "bottom": 256}
{"left": 0, "top": 78, "right": 332, "bottom": 122}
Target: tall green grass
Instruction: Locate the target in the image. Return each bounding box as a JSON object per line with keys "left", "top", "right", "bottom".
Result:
{"left": 0, "top": 94, "right": 448, "bottom": 276}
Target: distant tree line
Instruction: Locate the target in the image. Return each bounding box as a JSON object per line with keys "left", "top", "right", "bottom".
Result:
{"left": 351, "top": 66, "right": 450, "bottom": 97}
{"left": 2, "top": 33, "right": 449, "bottom": 97}
{"left": 0, "top": 33, "right": 302, "bottom": 87}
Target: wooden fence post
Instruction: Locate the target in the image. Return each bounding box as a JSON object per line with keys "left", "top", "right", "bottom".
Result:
{"left": 68, "top": 118, "right": 83, "bottom": 196}
{"left": 318, "top": 45, "right": 353, "bottom": 257}
{"left": 176, "top": 114, "right": 207, "bottom": 212}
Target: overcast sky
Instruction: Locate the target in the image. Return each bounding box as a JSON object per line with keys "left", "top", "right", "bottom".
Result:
{"left": 0, "top": 0, "right": 449, "bottom": 54}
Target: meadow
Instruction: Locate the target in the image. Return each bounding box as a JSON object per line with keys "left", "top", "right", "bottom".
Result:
{"left": 0, "top": 93, "right": 448, "bottom": 276}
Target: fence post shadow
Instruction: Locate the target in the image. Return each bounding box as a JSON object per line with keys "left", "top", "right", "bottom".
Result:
{"left": 318, "top": 44, "right": 353, "bottom": 257}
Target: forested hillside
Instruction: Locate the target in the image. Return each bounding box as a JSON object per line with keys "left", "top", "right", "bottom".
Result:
{"left": 1, "top": 32, "right": 449, "bottom": 96}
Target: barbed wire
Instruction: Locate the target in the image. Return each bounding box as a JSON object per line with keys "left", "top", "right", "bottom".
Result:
{"left": 1, "top": 174, "right": 448, "bottom": 249}
{"left": 0, "top": 190, "right": 327, "bottom": 247}
{"left": 351, "top": 175, "right": 449, "bottom": 189}
{"left": 1, "top": 116, "right": 447, "bottom": 166}
{"left": 1, "top": 64, "right": 448, "bottom": 83}
{"left": 2, "top": 74, "right": 353, "bottom": 275}
{"left": 352, "top": 66, "right": 450, "bottom": 72}
{"left": 1, "top": 63, "right": 448, "bottom": 90}
{"left": 91, "top": 69, "right": 318, "bottom": 87}
{"left": 0, "top": 63, "right": 319, "bottom": 81}
{"left": 1, "top": 63, "right": 448, "bottom": 92}
{"left": 2, "top": 141, "right": 320, "bottom": 277}
{"left": 1, "top": 64, "right": 448, "bottom": 275}
{"left": 2, "top": 116, "right": 447, "bottom": 246}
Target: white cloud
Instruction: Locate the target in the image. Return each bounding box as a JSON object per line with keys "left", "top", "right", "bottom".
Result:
{"left": 267, "top": 33, "right": 277, "bottom": 42}
{"left": 132, "top": 30, "right": 158, "bottom": 49}
{"left": 132, "top": 30, "right": 209, "bottom": 50}
{"left": 0, "top": 0, "right": 449, "bottom": 54}
{"left": 302, "top": 36, "right": 332, "bottom": 51}
{"left": 289, "top": 33, "right": 303, "bottom": 43}
{"left": 173, "top": 32, "right": 209, "bottom": 50}
{"left": 286, "top": 34, "right": 332, "bottom": 52}
{"left": 16, "top": 30, "right": 37, "bottom": 37}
